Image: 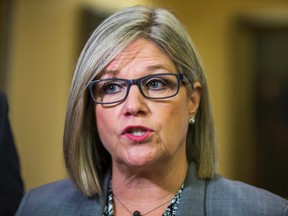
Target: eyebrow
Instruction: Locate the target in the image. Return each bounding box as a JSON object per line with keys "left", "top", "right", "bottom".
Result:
{"left": 146, "top": 64, "right": 172, "bottom": 71}
{"left": 103, "top": 64, "right": 171, "bottom": 74}
{"left": 99, "top": 63, "right": 175, "bottom": 80}
{"left": 102, "top": 70, "right": 118, "bottom": 75}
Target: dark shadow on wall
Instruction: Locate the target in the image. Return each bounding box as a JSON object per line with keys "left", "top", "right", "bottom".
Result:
{"left": 78, "top": 7, "right": 110, "bottom": 57}
{"left": 232, "top": 13, "right": 288, "bottom": 198}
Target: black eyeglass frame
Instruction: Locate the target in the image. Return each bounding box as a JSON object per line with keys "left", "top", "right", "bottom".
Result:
{"left": 88, "top": 73, "right": 189, "bottom": 105}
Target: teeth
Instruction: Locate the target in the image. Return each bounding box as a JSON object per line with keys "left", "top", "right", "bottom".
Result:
{"left": 128, "top": 129, "right": 146, "bottom": 136}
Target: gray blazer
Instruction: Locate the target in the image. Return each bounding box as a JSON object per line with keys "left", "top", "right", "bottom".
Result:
{"left": 16, "top": 163, "right": 288, "bottom": 215}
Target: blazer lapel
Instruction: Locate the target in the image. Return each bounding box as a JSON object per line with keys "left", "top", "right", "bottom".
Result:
{"left": 77, "top": 170, "right": 111, "bottom": 216}
{"left": 176, "top": 163, "right": 206, "bottom": 216}
{"left": 77, "top": 196, "right": 106, "bottom": 216}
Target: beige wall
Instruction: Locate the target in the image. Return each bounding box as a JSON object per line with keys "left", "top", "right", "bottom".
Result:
{"left": 156, "top": 0, "right": 288, "bottom": 180}
{"left": 8, "top": 0, "right": 147, "bottom": 190}
{"left": 7, "top": 0, "right": 288, "bottom": 190}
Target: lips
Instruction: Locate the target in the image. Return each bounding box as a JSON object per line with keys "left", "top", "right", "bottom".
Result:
{"left": 121, "top": 126, "right": 153, "bottom": 142}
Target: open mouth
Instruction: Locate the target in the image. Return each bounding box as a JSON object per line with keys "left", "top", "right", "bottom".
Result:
{"left": 122, "top": 126, "right": 153, "bottom": 142}
{"left": 127, "top": 128, "right": 147, "bottom": 136}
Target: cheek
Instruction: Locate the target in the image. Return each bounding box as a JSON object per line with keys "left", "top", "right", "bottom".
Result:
{"left": 95, "top": 105, "right": 118, "bottom": 128}
{"left": 155, "top": 99, "right": 190, "bottom": 141}
{"left": 95, "top": 106, "right": 105, "bottom": 130}
{"left": 95, "top": 107, "right": 115, "bottom": 150}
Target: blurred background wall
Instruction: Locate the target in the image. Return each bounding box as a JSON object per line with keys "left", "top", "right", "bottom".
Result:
{"left": 1, "top": 0, "right": 288, "bottom": 198}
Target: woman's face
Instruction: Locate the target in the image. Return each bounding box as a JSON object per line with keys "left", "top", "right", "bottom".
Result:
{"left": 95, "top": 38, "right": 201, "bottom": 169}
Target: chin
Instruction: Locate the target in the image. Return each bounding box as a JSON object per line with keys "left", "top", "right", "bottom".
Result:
{"left": 126, "top": 158, "right": 154, "bottom": 167}
{"left": 118, "top": 146, "right": 164, "bottom": 168}
{"left": 124, "top": 154, "right": 166, "bottom": 170}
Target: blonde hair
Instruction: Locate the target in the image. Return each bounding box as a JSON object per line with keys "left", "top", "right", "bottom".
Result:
{"left": 64, "top": 5, "right": 217, "bottom": 197}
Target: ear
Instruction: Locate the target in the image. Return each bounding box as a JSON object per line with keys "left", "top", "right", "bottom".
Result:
{"left": 188, "top": 81, "right": 202, "bottom": 118}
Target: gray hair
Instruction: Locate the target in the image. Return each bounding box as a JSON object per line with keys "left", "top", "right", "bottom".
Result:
{"left": 64, "top": 5, "right": 217, "bottom": 197}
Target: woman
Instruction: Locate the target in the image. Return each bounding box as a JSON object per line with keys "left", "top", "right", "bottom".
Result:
{"left": 16, "top": 6, "right": 287, "bottom": 216}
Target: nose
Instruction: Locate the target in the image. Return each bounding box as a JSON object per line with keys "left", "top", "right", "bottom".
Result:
{"left": 123, "top": 85, "right": 149, "bottom": 117}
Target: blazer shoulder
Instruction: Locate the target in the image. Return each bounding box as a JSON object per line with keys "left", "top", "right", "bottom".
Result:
{"left": 29, "top": 179, "right": 78, "bottom": 196}
{"left": 206, "top": 176, "right": 288, "bottom": 215}
{"left": 16, "top": 179, "right": 93, "bottom": 216}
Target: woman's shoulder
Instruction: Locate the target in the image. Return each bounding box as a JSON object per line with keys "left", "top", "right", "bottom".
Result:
{"left": 23, "top": 179, "right": 82, "bottom": 201}
{"left": 28, "top": 178, "right": 74, "bottom": 191}
{"left": 16, "top": 179, "right": 102, "bottom": 216}
{"left": 206, "top": 176, "right": 288, "bottom": 215}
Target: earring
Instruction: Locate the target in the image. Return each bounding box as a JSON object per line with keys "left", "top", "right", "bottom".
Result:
{"left": 189, "top": 118, "right": 195, "bottom": 124}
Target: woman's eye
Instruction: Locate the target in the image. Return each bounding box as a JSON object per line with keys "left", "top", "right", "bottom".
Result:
{"left": 146, "top": 78, "right": 167, "bottom": 90}
{"left": 102, "top": 82, "right": 122, "bottom": 94}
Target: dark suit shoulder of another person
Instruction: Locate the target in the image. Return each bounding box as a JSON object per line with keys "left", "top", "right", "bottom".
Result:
{"left": 0, "top": 92, "right": 24, "bottom": 216}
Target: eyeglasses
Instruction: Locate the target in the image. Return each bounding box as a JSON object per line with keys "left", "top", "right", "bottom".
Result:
{"left": 88, "top": 73, "right": 189, "bottom": 104}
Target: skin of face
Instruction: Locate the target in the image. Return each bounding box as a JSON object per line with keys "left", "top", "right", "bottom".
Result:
{"left": 95, "top": 38, "right": 201, "bottom": 174}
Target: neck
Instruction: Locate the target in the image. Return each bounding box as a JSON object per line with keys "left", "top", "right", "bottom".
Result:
{"left": 111, "top": 156, "right": 188, "bottom": 210}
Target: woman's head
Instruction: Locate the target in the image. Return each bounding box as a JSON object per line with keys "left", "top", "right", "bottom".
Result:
{"left": 64, "top": 5, "right": 217, "bottom": 197}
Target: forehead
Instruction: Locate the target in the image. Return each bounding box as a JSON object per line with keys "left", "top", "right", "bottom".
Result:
{"left": 103, "top": 38, "right": 176, "bottom": 74}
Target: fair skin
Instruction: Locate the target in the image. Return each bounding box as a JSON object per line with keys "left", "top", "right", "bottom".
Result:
{"left": 95, "top": 38, "right": 201, "bottom": 215}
